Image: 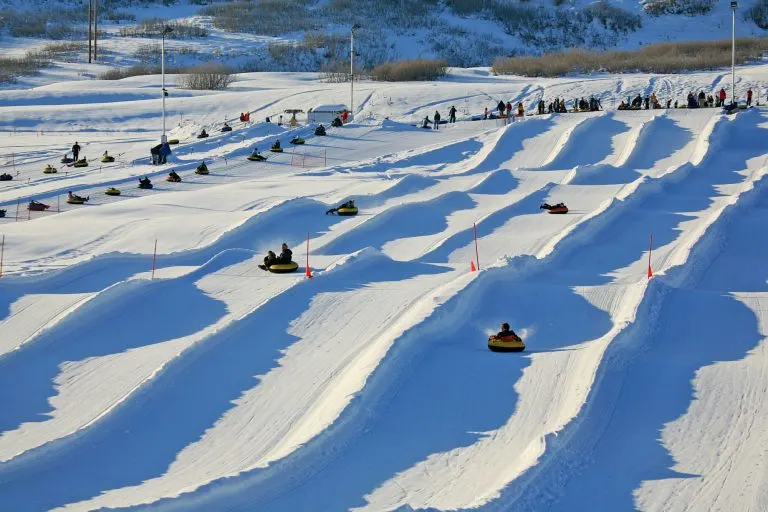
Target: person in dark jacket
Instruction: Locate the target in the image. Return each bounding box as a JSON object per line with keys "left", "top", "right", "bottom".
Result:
{"left": 263, "top": 250, "right": 277, "bottom": 268}
{"left": 278, "top": 243, "right": 293, "bottom": 263}
{"left": 449, "top": 105, "right": 457, "bottom": 123}
{"left": 72, "top": 142, "right": 81, "bottom": 161}
{"left": 433, "top": 110, "right": 441, "bottom": 130}
{"left": 493, "top": 322, "right": 520, "bottom": 340}
{"left": 326, "top": 200, "right": 355, "bottom": 215}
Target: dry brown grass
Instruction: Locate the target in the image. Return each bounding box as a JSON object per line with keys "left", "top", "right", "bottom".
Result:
{"left": 371, "top": 59, "right": 448, "bottom": 81}
{"left": 493, "top": 38, "right": 768, "bottom": 77}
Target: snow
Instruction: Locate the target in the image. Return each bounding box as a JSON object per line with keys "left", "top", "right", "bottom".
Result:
{"left": 0, "top": 64, "right": 767, "bottom": 512}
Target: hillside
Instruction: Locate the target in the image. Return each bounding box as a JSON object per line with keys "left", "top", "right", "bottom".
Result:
{"left": 0, "top": 0, "right": 766, "bottom": 86}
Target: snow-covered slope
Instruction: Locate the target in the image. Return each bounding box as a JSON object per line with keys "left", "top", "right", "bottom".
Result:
{"left": 0, "top": 67, "right": 767, "bottom": 512}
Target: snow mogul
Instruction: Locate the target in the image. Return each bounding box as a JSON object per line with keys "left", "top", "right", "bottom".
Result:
{"left": 315, "top": 124, "right": 327, "bottom": 136}
{"left": 488, "top": 323, "right": 525, "bottom": 352}
{"left": 247, "top": 148, "right": 267, "bottom": 161}
{"left": 270, "top": 140, "right": 283, "bottom": 153}
{"left": 66, "top": 191, "right": 89, "bottom": 205}
{"left": 259, "top": 243, "right": 298, "bottom": 273}
{"left": 326, "top": 199, "right": 358, "bottom": 216}
{"left": 167, "top": 170, "right": 182, "bottom": 182}
{"left": 540, "top": 202, "right": 568, "bottom": 214}
{"left": 138, "top": 177, "right": 153, "bottom": 189}
{"left": 195, "top": 161, "right": 209, "bottom": 175}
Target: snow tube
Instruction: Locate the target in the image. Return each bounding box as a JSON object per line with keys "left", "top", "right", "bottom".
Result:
{"left": 105, "top": 187, "right": 121, "bottom": 196}
{"left": 315, "top": 128, "right": 327, "bottom": 136}
{"left": 101, "top": 156, "right": 115, "bottom": 163}
{"left": 139, "top": 182, "right": 153, "bottom": 190}
{"left": 548, "top": 206, "right": 568, "bottom": 214}
{"left": 266, "top": 262, "right": 299, "bottom": 274}
{"left": 0, "top": 209, "right": 5, "bottom": 218}
{"left": 336, "top": 207, "right": 358, "bottom": 216}
{"left": 167, "top": 174, "right": 181, "bottom": 182}
{"left": 197, "top": 132, "right": 209, "bottom": 139}
{"left": 488, "top": 335, "right": 525, "bottom": 352}
{"left": 247, "top": 154, "right": 267, "bottom": 162}
{"left": 61, "top": 157, "right": 74, "bottom": 164}
{"left": 168, "top": 139, "right": 180, "bottom": 145}
{"left": 43, "top": 165, "right": 57, "bottom": 174}
{"left": 290, "top": 137, "right": 305, "bottom": 145}
{"left": 270, "top": 147, "right": 283, "bottom": 153}
{"left": 0, "top": 174, "right": 12, "bottom": 181}
{"left": 221, "top": 126, "right": 233, "bottom": 133}
{"left": 195, "top": 166, "right": 209, "bottom": 175}
{"left": 66, "top": 197, "right": 88, "bottom": 205}
{"left": 73, "top": 160, "right": 88, "bottom": 168}
{"left": 28, "top": 202, "right": 49, "bottom": 211}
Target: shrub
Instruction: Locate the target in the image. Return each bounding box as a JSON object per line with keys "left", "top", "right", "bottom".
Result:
{"left": 119, "top": 18, "right": 208, "bottom": 38}
{"left": 0, "top": 52, "right": 50, "bottom": 84}
{"left": 492, "top": 38, "right": 768, "bottom": 77}
{"left": 641, "top": 0, "right": 716, "bottom": 16}
{"left": 444, "top": 0, "right": 490, "bottom": 15}
{"left": 99, "top": 64, "right": 161, "bottom": 80}
{"left": 747, "top": 0, "right": 768, "bottom": 29}
{"left": 178, "top": 63, "right": 233, "bottom": 90}
{"left": 372, "top": 59, "right": 448, "bottom": 81}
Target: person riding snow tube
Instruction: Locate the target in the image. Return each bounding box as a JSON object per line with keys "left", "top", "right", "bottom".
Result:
{"left": 195, "top": 162, "right": 209, "bottom": 175}
{"left": 0, "top": 209, "right": 5, "bottom": 218}
{"left": 488, "top": 323, "right": 525, "bottom": 352}
{"left": 167, "top": 170, "right": 182, "bottom": 182}
{"left": 540, "top": 202, "right": 568, "bottom": 214}
{"left": 0, "top": 173, "right": 12, "bottom": 181}
{"left": 197, "top": 129, "right": 209, "bottom": 139}
{"left": 315, "top": 124, "right": 327, "bottom": 136}
{"left": 331, "top": 117, "right": 343, "bottom": 128}
{"left": 247, "top": 148, "right": 267, "bottom": 161}
{"left": 43, "top": 165, "right": 57, "bottom": 174}
{"left": 101, "top": 151, "right": 115, "bottom": 163}
{"left": 138, "top": 177, "right": 153, "bottom": 189}
{"left": 326, "top": 200, "right": 358, "bottom": 216}
{"left": 61, "top": 154, "right": 74, "bottom": 164}
{"left": 290, "top": 137, "right": 305, "bottom": 145}
{"left": 66, "top": 191, "right": 89, "bottom": 205}
{"left": 221, "top": 123, "right": 232, "bottom": 133}
{"left": 105, "top": 187, "right": 121, "bottom": 196}
{"left": 73, "top": 158, "right": 88, "bottom": 168}
{"left": 28, "top": 200, "right": 50, "bottom": 211}
{"left": 270, "top": 140, "right": 283, "bottom": 153}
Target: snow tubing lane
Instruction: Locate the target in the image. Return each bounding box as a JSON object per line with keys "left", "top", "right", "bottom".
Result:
{"left": 488, "top": 336, "right": 526, "bottom": 352}
{"left": 266, "top": 262, "right": 299, "bottom": 273}
{"left": 336, "top": 207, "right": 359, "bottom": 216}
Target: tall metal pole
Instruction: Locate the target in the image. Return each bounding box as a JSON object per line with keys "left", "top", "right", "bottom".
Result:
{"left": 162, "top": 31, "right": 166, "bottom": 143}
{"left": 731, "top": 2, "right": 737, "bottom": 106}
{"left": 87, "top": 0, "right": 92, "bottom": 63}
{"left": 94, "top": 0, "right": 98, "bottom": 61}
{"left": 350, "top": 28, "right": 354, "bottom": 122}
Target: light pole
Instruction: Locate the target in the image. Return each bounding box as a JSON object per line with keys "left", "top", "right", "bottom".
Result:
{"left": 350, "top": 24, "right": 360, "bottom": 122}
{"left": 161, "top": 26, "right": 173, "bottom": 143}
{"left": 731, "top": 1, "right": 737, "bottom": 106}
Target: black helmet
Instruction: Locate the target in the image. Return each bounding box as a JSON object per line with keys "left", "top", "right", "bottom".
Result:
{"left": 501, "top": 322, "right": 509, "bottom": 331}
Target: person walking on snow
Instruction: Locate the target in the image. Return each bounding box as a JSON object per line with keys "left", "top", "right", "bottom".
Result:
{"left": 747, "top": 88, "right": 753, "bottom": 107}
{"left": 719, "top": 88, "right": 727, "bottom": 107}
{"left": 449, "top": 105, "right": 457, "bottom": 123}
{"left": 72, "top": 142, "right": 81, "bottom": 162}
{"left": 433, "top": 110, "right": 441, "bottom": 130}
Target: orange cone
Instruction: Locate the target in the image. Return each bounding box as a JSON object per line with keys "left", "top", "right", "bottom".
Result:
{"left": 305, "top": 265, "right": 313, "bottom": 279}
{"left": 470, "top": 260, "right": 477, "bottom": 272}
{"left": 647, "top": 264, "right": 653, "bottom": 279}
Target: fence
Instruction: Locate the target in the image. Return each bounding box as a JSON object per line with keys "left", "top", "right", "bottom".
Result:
{"left": 290, "top": 148, "right": 327, "bottom": 168}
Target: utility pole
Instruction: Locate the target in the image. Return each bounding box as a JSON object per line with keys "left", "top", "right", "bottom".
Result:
{"left": 94, "top": 0, "right": 98, "bottom": 61}
{"left": 87, "top": 0, "right": 92, "bottom": 63}
{"left": 350, "top": 27, "right": 354, "bottom": 122}
{"left": 161, "top": 26, "right": 173, "bottom": 144}
{"left": 731, "top": 1, "right": 737, "bottom": 106}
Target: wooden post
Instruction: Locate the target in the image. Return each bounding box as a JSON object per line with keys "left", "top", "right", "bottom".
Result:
{"left": 93, "top": 0, "right": 98, "bottom": 61}
{"left": 151, "top": 239, "right": 158, "bottom": 279}
{"left": 0, "top": 234, "right": 5, "bottom": 278}
{"left": 15, "top": 198, "right": 19, "bottom": 222}
{"left": 88, "top": 0, "right": 92, "bottom": 63}
{"left": 473, "top": 222, "right": 480, "bottom": 271}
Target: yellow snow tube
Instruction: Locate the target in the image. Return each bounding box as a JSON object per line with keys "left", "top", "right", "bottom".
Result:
{"left": 105, "top": 187, "right": 121, "bottom": 196}
{"left": 101, "top": 156, "right": 115, "bottom": 163}
{"left": 43, "top": 166, "right": 57, "bottom": 174}
{"left": 268, "top": 261, "right": 299, "bottom": 274}
{"left": 168, "top": 139, "right": 180, "bottom": 145}
{"left": 488, "top": 335, "right": 525, "bottom": 352}
{"left": 337, "top": 207, "right": 358, "bottom": 216}
{"left": 66, "top": 198, "right": 86, "bottom": 205}
{"left": 73, "top": 160, "right": 88, "bottom": 168}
